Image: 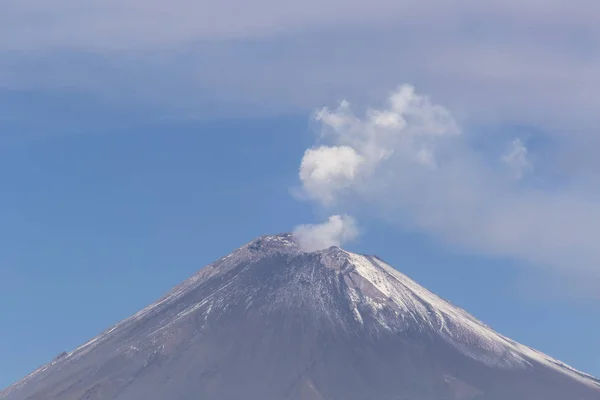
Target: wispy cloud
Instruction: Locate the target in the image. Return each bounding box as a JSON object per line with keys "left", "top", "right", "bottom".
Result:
{"left": 297, "top": 84, "right": 600, "bottom": 294}
{"left": 1, "top": 1, "right": 598, "bottom": 51}
{"left": 1, "top": 1, "right": 599, "bottom": 133}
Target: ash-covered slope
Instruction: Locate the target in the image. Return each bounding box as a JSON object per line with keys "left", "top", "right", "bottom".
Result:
{"left": 2, "top": 234, "right": 599, "bottom": 400}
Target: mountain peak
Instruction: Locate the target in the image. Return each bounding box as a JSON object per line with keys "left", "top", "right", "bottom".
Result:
{"left": 245, "top": 232, "right": 300, "bottom": 252}
{"left": 244, "top": 232, "right": 343, "bottom": 255}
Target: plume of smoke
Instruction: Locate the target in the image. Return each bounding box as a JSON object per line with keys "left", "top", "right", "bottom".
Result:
{"left": 300, "top": 84, "right": 460, "bottom": 205}
{"left": 299, "top": 145, "right": 365, "bottom": 205}
{"left": 293, "top": 215, "right": 359, "bottom": 252}
{"left": 295, "top": 83, "right": 600, "bottom": 295}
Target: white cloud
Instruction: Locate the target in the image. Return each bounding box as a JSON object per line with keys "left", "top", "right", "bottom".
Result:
{"left": 298, "top": 84, "right": 600, "bottom": 291}
{"left": 293, "top": 215, "right": 359, "bottom": 252}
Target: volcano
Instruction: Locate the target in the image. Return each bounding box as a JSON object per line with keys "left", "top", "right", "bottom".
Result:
{"left": 2, "top": 233, "right": 599, "bottom": 400}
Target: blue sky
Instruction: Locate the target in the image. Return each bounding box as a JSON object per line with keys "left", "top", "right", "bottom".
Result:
{"left": 2, "top": 0, "right": 600, "bottom": 389}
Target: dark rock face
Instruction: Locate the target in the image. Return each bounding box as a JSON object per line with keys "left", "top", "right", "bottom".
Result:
{"left": 2, "top": 234, "right": 599, "bottom": 400}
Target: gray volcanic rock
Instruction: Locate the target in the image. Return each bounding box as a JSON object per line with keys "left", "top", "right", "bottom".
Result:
{"left": 2, "top": 233, "right": 599, "bottom": 400}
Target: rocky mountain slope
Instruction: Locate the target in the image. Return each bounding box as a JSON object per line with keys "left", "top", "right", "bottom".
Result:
{"left": 2, "top": 233, "right": 599, "bottom": 400}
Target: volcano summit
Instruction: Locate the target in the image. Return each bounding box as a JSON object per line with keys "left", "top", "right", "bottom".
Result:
{"left": 2, "top": 234, "right": 599, "bottom": 400}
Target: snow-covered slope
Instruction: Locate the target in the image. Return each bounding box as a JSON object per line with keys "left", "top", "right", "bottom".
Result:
{"left": 2, "top": 234, "right": 599, "bottom": 400}
{"left": 336, "top": 250, "right": 597, "bottom": 382}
